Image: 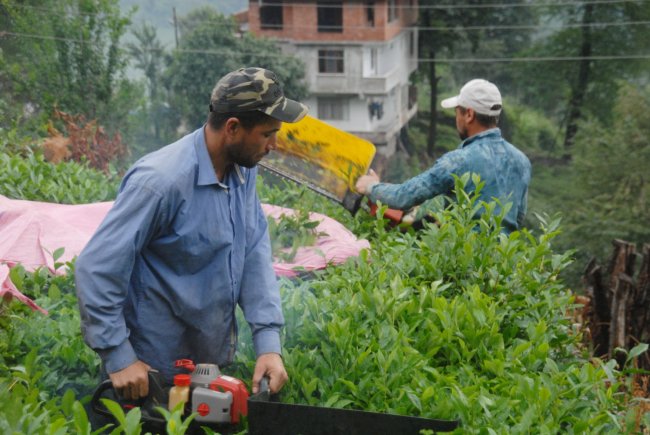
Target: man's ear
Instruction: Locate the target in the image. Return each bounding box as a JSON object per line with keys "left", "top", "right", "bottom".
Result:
{"left": 224, "top": 117, "right": 241, "bottom": 136}
{"left": 465, "top": 108, "right": 477, "bottom": 123}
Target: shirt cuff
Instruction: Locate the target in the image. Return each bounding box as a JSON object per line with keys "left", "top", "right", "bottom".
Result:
{"left": 97, "top": 339, "right": 138, "bottom": 374}
{"left": 366, "top": 182, "right": 380, "bottom": 202}
{"left": 366, "top": 182, "right": 379, "bottom": 195}
{"left": 253, "top": 328, "right": 282, "bottom": 356}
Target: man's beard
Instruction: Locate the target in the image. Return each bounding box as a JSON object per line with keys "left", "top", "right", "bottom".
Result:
{"left": 227, "top": 145, "right": 264, "bottom": 168}
{"left": 235, "top": 157, "right": 259, "bottom": 168}
{"left": 458, "top": 127, "right": 469, "bottom": 141}
{"left": 234, "top": 156, "right": 261, "bottom": 168}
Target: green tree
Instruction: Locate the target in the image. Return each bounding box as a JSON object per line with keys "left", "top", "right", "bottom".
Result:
{"left": 513, "top": 1, "right": 650, "bottom": 151}
{"left": 562, "top": 82, "right": 650, "bottom": 266}
{"left": 125, "top": 22, "right": 174, "bottom": 145}
{"left": 127, "top": 23, "right": 165, "bottom": 106}
{"left": 164, "top": 7, "right": 307, "bottom": 130}
{"left": 0, "top": 0, "right": 138, "bottom": 131}
{"left": 416, "top": 0, "right": 535, "bottom": 157}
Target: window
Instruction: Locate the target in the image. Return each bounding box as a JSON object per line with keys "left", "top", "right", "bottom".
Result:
{"left": 260, "top": 0, "right": 283, "bottom": 30}
{"left": 318, "top": 1, "right": 343, "bottom": 33}
{"left": 318, "top": 97, "right": 349, "bottom": 120}
{"left": 318, "top": 49, "right": 344, "bottom": 73}
{"left": 388, "top": 0, "right": 398, "bottom": 22}
{"left": 370, "top": 48, "right": 377, "bottom": 74}
{"left": 366, "top": 1, "right": 375, "bottom": 27}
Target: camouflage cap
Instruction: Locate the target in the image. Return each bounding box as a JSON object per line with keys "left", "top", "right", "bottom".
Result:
{"left": 210, "top": 67, "right": 308, "bottom": 123}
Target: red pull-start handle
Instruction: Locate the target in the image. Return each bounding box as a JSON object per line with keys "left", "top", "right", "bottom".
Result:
{"left": 174, "top": 359, "right": 196, "bottom": 372}
{"left": 368, "top": 200, "right": 404, "bottom": 225}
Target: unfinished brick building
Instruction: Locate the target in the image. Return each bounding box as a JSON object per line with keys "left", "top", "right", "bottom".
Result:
{"left": 246, "top": 1, "right": 419, "bottom": 155}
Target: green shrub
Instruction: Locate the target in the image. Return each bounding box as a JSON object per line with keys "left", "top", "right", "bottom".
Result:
{"left": 235, "top": 175, "right": 632, "bottom": 434}
{"left": 0, "top": 380, "right": 95, "bottom": 434}
{"left": 506, "top": 102, "right": 561, "bottom": 155}
{"left": 0, "top": 145, "right": 643, "bottom": 433}
{"left": 0, "top": 260, "right": 101, "bottom": 433}
{"left": 528, "top": 83, "right": 650, "bottom": 288}
{"left": 0, "top": 150, "right": 119, "bottom": 204}
{"left": 1, "top": 262, "right": 99, "bottom": 397}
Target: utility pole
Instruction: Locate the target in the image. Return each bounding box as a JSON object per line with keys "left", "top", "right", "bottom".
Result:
{"left": 172, "top": 7, "right": 179, "bottom": 49}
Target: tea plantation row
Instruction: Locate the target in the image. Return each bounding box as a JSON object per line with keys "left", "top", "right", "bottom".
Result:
{"left": 0, "top": 139, "right": 647, "bottom": 434}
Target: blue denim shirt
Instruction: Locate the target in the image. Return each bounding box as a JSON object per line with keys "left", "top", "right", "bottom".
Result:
{"left": 368, "top": 128, "right": 531, "bottom": 233}
{"left": 75, "top": 127, "right": 283, "bottom": 382}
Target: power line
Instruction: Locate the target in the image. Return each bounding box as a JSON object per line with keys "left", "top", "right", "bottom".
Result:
{"left": 182, "top": 46, "right": 650, "bottom": 62}
{"left": 1, "top": 31, "right": 86, "bottom": 44}
{"left": 8, "top": 0, "right": 650, "bottom": 17}
{"left": 423, "top": 53, "right": 650, "bottom": 62}
{"left": 3, "top": 2, "right": 118, "bottom": 19}
{"left": 256, "top": 20, "right": 650, "bottom": 31}
{"left": 423, "top": 19, "right": 650, "bottom": 31}
{"left": 5, "top": 31, "right": 649, "bottom": 63}
{"left": 257, "top": 0, "right": 648, "bottom": 8}
{"left": 9, "top": 0, "right": 650, "bottom": 15}
{"left": 6, "top": 2, "right": 650, "bottom": 33}
{"left": 3, "top": 13, "right": 650, "bottom": 33}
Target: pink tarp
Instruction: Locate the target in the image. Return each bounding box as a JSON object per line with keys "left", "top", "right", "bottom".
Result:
{"left": 0, "top": 195, "right": 369, "bottom": 313}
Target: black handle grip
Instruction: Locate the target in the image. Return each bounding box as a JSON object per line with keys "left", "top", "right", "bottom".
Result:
{"left": 259, "top": 376, "right": 270, "bottom": 394}
{"left": 91, "top": 379, "right": 119, "bottom": 417}
{"left": 90, "top": 371, "right": 167, "bottom": 425}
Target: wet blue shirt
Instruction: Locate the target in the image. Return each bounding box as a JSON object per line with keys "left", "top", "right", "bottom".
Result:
{"left": 75, "top": 127, "right": 283, "bottom": 382}
{"left": 368, "top": 128, "right": 531, "bottom": 233}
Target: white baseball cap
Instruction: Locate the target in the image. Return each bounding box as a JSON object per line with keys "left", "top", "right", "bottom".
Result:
{"left": 440, "top": 79, "right": 502, "bottom": 116}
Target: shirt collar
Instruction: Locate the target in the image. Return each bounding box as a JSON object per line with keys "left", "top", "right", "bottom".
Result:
{"left": 459, "top": 127, "right": 501, "bottom": 149}
{"left": 194, "top": 126, "right": 246, "bottom": 188}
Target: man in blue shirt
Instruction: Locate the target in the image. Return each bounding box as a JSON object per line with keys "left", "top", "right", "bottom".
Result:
{"left": 75, "top": 67, "right": 308, "bottom": 401}
{"left": 356, "top": 79, "right": 531, "bottom": 233}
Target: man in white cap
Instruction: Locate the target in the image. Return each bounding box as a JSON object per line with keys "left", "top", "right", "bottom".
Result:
{"left": 356, "top": 79, "right": 531, "bottom": 233}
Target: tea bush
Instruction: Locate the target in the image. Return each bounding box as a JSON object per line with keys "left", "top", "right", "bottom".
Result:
{"left": 0, "top": 127, "right": 119, "bottom": 203}
{"left": 1, "top": 147, "right": 645, "bottom": 433}
{"left": 0, "top": 262, "right": 101, "bottom": 433}
{"left": 234, "top": 175, "right": 638, "bottom": 434}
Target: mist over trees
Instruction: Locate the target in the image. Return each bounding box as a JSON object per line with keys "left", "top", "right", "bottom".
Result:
{"left": 1, "top": 2, "right": 650, "bottom": 431}
{"left": 163, "top": 6, "right": 308, "bottom": 130}
{"left": 1, "top": 0, "right": 648, "bottom": 285}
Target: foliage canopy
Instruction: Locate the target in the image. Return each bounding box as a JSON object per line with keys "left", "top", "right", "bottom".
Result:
{"left": 0, "top": 0, "right": 137, "bottom": 132}
{"left": 164, "top": 7, "right": 308, "bottom": 130}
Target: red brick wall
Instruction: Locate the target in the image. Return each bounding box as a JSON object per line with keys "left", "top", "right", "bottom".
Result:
{"left": 248, "top": 0, "right": 417, "bottom": 42}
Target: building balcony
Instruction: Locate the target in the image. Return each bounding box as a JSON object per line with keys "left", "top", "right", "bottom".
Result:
{"left": 310, "top": 60, "right": 416, "bottom": 95}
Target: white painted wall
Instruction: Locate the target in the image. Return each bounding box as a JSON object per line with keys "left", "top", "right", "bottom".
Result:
{"left": 279, "top": 29, "right": 418, "bottom": 146}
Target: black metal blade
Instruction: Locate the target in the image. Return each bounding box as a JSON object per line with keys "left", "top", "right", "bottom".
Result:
{"left": 258, "top": 162, "right": 363, "bottom": 215}
{"left": 247, "top": 398, "right": 459, "bottom": 435}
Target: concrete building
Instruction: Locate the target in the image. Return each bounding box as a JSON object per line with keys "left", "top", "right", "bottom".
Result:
{"left": 246, "top": 1, "right": 419, "bottom": 156}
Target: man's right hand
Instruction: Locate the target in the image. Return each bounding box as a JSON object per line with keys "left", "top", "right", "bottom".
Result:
{"left": 109, "top": 360, "right": 151, "bottom": 400}
{"left": 355, "top": 169, "right": 380, "bottom": 195}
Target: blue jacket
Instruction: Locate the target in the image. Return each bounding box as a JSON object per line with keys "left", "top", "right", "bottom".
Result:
{"left": 368, "top": 128, "right": 531, "bottom": 233}
{"left": 75, "top": 127, "right": 283, "bottom": 382}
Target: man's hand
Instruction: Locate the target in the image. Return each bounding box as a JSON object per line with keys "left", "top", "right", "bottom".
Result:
{"left": 355, "top": 169, "right": 380, "bottom": 195}
{"left": 252, "top": 353, "right": 288, "bottom": 394}
{"left": 109, "top": 360, "right": 151, "bottom": 400}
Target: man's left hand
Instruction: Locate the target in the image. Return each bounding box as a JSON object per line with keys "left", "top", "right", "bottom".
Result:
{"left": 252, "top": 352, "right": 288, "bottom": 394}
